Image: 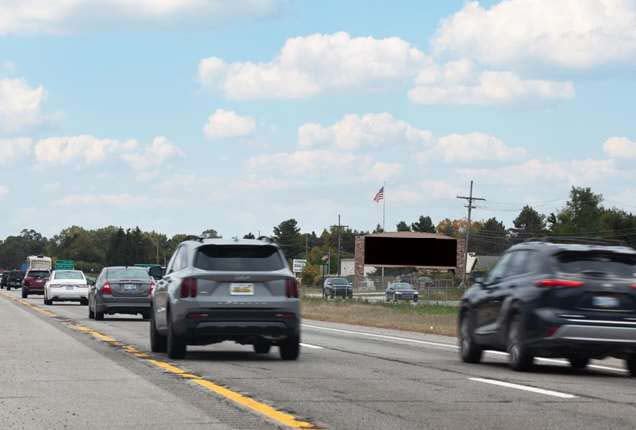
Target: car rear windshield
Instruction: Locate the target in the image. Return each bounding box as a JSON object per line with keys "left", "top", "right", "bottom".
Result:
{"left": 555, "top": 251, "right": 636, "bottom": 277}
{"left": 107, "top": 268, "right": 151, "bottom": 281}
{"left": 194, "top": 245, "right": 285, "bottom": 272}
{"left": 27, "top": 270, "right": 49, "bottom": 278}
{"left": 330, "top": 278, "right": 349, "bottom": 285}
{"left": 394, "top": 283, "right": 413, "bottom": 290}
{"left": 54, "top": 271, "right": 84, "bottom": 280}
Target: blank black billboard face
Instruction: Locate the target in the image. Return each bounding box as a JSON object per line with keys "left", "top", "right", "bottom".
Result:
{"left": 364, "top": 237, "right": 457, "bottom": 267}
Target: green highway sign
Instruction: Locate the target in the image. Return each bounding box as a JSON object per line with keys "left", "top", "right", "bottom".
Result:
{"left": 55, "top": 260, "right": 75, "bottom": 270}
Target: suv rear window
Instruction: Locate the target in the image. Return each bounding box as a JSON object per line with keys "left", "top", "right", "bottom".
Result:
{"left": 329, "top": 278, "right": 349, "bottom": 285}
{"left": 195, "top": 245, "right": 284, "bottom": 272}
{"left": 555, "top": 251, "right": 636, "bottom": 277}
{"left": 27, "top": 270, "right": 50, "bottom": 278}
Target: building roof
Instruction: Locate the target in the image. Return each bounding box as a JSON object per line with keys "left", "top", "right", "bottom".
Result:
{"left": 364, "top": 232, "right": 455, "bottom": 240}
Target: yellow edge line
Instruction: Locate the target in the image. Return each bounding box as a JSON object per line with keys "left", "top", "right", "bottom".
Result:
{"left": 0, "top": 291, "right": 317, "bottom": 429}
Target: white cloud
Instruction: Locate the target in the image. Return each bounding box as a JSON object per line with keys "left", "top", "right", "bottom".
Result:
{"left": 366, "top": 162, "right": 402, "bottom": 181}
{"left": 53, "top": 193, "right": 149, "bottom": 207}
{"left": 203, "top": 109, "right": 255, "bottom": 140}
{"left": 409, "top": 60, "right": 574, "bottom": 105}
{"left": 418, "top": 132, "right": 527, "bottom": 163}
{"left": 0, "top": 78, "right": 48, "bottom": 133}
{"left": 34, "top": 135, "right": 133, "bottom": 165}
{"left": 604, "top": 137, "right": 636, "bottom": 159}
{"left": 0, "top": 137, "right": 32, "bottom": 164}
{"left": 198, "top": 32, "right": 428, "bottom": 100}
{"left": 391, "top": 180, "right": 462, "bottom": 205}
{"left": 0, "top": 0, "right": 281, "bottom": 35}
{"left": 460, "top": 158, "right": 619, "bottom": 185}
{"left": 432, "top": 0, "right": 636, "bottom": 69}
{"left": 121, "top": 136, "right": 183, "bottom": 171}
{"left": 0, "top": 184, "right": 8, "bottom": 200}
{"left": 247, "top": 149, "right": 360, "bottom": 175}
{"left": 298, "top": 113, "right": 432, "bottom": 150}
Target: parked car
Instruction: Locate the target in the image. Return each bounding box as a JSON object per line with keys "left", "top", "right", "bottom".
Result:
{"left": 149, "top": 238, "right": 301, "bottom": 360}
{"left": 385, "top": 282, "right": 419, "bottom": 302}
{"left": 0, "top": 271, "right": 6, "bottom": 289}
{"left": 5, "top": 270, "right": 24, "bottom": 291}
{"left": 44, "top": 270, "right": 89, "bottom": 306}
{"left": 323, "top": 277, "right": 353, "bottom": 299}
{"left": 458, "top": 239, "right": 636, "bottom": 376}
{"left": 22, "top": 269, "right": 49, "bottom": 298}
{"left": 88, "top": 266, "right": 154, "bottom": 321}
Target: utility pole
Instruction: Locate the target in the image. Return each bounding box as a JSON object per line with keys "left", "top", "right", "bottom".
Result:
{"left": 456, "top": 180, "right": 486, "bottom": 283}
{"left": 331, "top": 214, "right": 349, "bottom": 276}
{"left": 305, "top": 234, "right": 309, "bottom": 260}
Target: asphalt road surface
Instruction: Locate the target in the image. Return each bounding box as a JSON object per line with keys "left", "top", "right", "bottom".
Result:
{"left": 2, "top": 289, "right": 636, "bottom": 430}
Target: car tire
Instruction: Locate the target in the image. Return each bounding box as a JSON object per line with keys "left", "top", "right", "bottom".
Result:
{"left": 150, "top": 310, "right": 167, "bottom": 353}
{"left": 625, "top": 355, "right": 636, "bottom": 377}
{"left": 95, "top": 309, "right": 105, "bottom": 321}
{"left": 459, "top": 311, "right": 483, "bottom": 364}
{"left": 80, "top": 298, "right": 88, "bottom": 306}
{"left": 507, "top": 314, "right": 534, "bottom": 371}
{"left": 279, "top": 335, "right": 300, "bottom": 361}
{"left": 568, "top": 356, "right": 590, "bottom": 370}
{"left": 21, "top": 289, "right": 27, "bottom": 299}
{"left": 254, "top": 343, "right": 272, "bottom": 354}
{"left": 167, "top": 313, "right": 187, "bottom": 359}
{"left": 44, "top": 297, "right": 52, "bottom": 306}
{"left": 88, "top": 304, "right": 94, "bottom": 319}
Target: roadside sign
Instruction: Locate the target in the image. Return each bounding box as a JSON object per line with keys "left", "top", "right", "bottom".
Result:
{"left": 55, "top": 260, "right": 75, "bottom": 270}
{"left": 292, "top": 259, "right": 307, "bottom": 273}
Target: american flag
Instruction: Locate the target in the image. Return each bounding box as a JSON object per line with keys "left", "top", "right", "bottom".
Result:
{"left": 373, "top": 186, "right": 384, "bottom": 202}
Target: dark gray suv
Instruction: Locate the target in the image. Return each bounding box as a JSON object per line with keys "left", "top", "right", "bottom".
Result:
{"left": 149, "top": 238, "right": 301, "bottom": 360}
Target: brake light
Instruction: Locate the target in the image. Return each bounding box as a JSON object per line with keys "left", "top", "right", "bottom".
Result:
{"left": 285, "top": 278, "right": 299, "bottom": 298}
{"left": 23, "top": 277, "right": 31, "bottom": 287}
{"left": 148, "top": 281, "right": 155, "bottom": 297}
{"left": 536, "top": 279, "right": 584, "bottom": 288}
{"left": 102, "top": 282, "right": 113, "bottom": 295}
{"left": 180, "top": 277, "right": 197, "bottom": 298}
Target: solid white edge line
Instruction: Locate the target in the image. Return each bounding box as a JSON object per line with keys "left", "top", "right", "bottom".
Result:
{"left": 303, "top": 323, "right": 628, "bottom": 373}
{"left": 300, "top": 343, "right": 324, "bottom": 350}
{"left": 469, "top": 377, "right": 577, "bottom": 399}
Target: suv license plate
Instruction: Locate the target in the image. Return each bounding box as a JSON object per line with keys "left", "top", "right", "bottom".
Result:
{"left": 230, "top": 283, "right": 254, "bottom": 295}
{"left": 124, "top": 284, "right": 136, "bottom": 291}
{"left": 593, "top": 296, "right": 620, "bottom": 308}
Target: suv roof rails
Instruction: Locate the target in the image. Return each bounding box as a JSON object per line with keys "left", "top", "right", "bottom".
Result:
{"left": 524, "top": 236, "right": 627, "bottom": 246}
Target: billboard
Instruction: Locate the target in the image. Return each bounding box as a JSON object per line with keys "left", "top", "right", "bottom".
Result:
{"left": 363, "top": 234, "right": 457, "bottom": 268}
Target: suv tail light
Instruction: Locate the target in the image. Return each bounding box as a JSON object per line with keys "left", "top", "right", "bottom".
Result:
{"left": 101, "top": 282, "right": 113, "bottom": 295}
{"left": 536, "top": 279, "right": 584, "bottom": 288}
{"left": 180, "top": 277, "right": 197, "bottom": 298}
{"left": 285, "top": 278, "right": 299, "bottom": 298}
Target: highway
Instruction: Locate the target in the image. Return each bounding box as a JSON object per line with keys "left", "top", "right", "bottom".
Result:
{"left": 2, "top": 289, "right": 636, "bottom": 430}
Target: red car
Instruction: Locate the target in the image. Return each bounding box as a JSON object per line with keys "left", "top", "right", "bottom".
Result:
{"left": 22, "top": 270, "right": 50, "bottom": 298}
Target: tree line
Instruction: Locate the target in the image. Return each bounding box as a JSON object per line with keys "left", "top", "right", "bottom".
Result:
{"left": 1, "top": 187, "right": 635, "bottom": 278}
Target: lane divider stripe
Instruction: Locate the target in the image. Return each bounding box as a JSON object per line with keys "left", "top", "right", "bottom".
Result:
{"left": 469, "top": 377, "right": 577, "bottom": 399}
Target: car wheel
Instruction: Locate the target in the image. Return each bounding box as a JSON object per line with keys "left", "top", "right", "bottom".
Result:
{"left": 44, "top": 297, "right": 52, "bottom": 306}
{"left": 88, "top": 303, "right": 94, "bottom": 319}
{"left": 568, "top": 356, "right": 590, "bottom": 370}
{"left": 507, "top": 314, "right": 533, "bottom": 371}
{"left": 625, "top": 355, "right": 636, "bottom": 377}
{"left": 95, "top": 309, "right": 105, "bottom": 321}
{"left": 459, "top": 311, "right": 483, "bottom": 364}
{"left": 167, "top": 312, "right": 187, "bottom": 359}
{"left": 21, "top": 289, "right": 27, "bottom": 299}
{"left": 254, "top": 343, "right": 271, "bottom": 354}
{"left": 150, "top": 310, "right": 167, "bottom": 353}
{"left": 279, "top": 335, "right": 300, "bottom": 361}
{"left": 80, "top": 298, "right": 88, "bottom": 306}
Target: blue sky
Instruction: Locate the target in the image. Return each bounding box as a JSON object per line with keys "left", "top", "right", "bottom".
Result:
{"left": 1, "top": 0, "right": 635, "bottom": 239}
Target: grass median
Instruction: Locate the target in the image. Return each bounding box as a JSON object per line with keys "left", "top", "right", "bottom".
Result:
{"left": 301, "top": 296, "right": 459, "bottom": 337}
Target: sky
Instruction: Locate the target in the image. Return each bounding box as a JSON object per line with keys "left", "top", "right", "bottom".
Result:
{"left": 0, "top": 0, "right": 635, "bottom": 239}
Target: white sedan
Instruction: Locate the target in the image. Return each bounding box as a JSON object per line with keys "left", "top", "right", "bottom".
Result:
{"left": 44, "top": 270, "right": 89, "bottom": 305}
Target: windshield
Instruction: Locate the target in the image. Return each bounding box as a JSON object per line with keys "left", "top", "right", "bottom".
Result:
{"left": 330, "top": 278, "right": 349, "bottom": 285}
{"left": 107, "top": 268, "right": 151, "bottom": 281}
{"left": 54, "top": 270, "right": 85, "bottom": 280}
{"left": 195, "top": 245, "right": 284, "bottom": 272}
{"left": 27, "top": 270, "right": 49, "bottom": 278}
{"left": 393, "top": 283, "right": 413, "bottom": 290}
{"left": 556, "top": 251, "right": 636, "bottom": 277}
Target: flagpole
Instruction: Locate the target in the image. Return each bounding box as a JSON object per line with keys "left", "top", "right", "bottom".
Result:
{"left": 381, "top": 182, "right": 385, "bottom": 289}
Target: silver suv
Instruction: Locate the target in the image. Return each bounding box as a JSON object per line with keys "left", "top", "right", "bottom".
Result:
{"left": 149, "top": 238, "right": 301, "bottom": 360}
